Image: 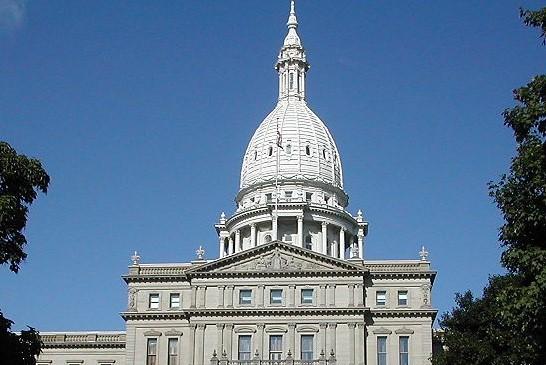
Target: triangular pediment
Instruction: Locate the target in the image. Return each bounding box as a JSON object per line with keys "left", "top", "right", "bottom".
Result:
{"left": 186, "top": 241, "right": 365, "bottom": 276}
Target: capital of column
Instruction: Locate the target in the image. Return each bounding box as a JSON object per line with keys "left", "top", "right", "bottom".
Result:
{"left": 289, "top": 284, "right": 296, "bottom": 289}
{"left": 225, "top": 324, "right": 234, "bottom": 330}
{"left": 347, "top": 323, "right": 356, "bottom": 329}
{"left": 226, "top": 285, "right": 234, "bottom": 289}
{"left": 288, "top": 323, "right": 296, "bottom": 329}
{"left": 257, "top": 323, "right": 265, "bottom": 330}
{"left": 197, "top": 323, "right": 206, "bottom": 330}
{"left": 328, "top": 323, "right": 337, "bottom": 329}
{"left": 328, "top": 284, "right": 337, "bottom": 289}
{"left": 217, "top": 324, "right": 224, "bottom": 329}
{"left": 258, "top": 284, "right": 265, "bottom": 289}
{"left": 319, "top": 323, "right": 328, "bottom": 329}
{"left": 297, "top": 215, "right": 304, "bottom": 222}
{"left": 356, "top": 323, "right": 364, "bottom": 329}
{"left": 250, "top": 223, "right": 256, "bottom": 228}
{"left": 321, "top": 221, "right": 328, "bottom": 227}
{"left": 348, "top": 284, "right": 355, "bottom": 288}
{"left": 319, "top": 284, "right": 327, "bottom": 289}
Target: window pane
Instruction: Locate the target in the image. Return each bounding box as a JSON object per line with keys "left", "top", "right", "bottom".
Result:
{"left": 147, "top": 338, "right": 158, "bottom": 365}
{"left": 377, "top": 336, "right": 387, "bottom": 365}
{"left": 376, "top": 291, "right": 386, "bottom": 305}
{"left": 399, "top": 336, "right": 409, "bottom": 365}
{"left": 240, "top": 289, "right": 252, "bottom": 305}
{"left": 398, "top": 291, "right": 408, "bottom": 306}
{"left": 168, "top": 338, "right": 178, "bottom": 365}
{"left": 170, "top": 293, "right": 180, "bottom": 308}
{"left": 149, "top": 294, "right": 160, "bottom": 309}
{"left": 270, "top": 335, "right": 282, "bottom": 351}
{"left": 271, "top": 289, "right": 283, "bottom": 304}
{"left": 301, "top": 335, "right": 314, "bottom": 360}
{"left": 301, "top": 289, "right": 313, "bottom": 304}
{"left": 239, "top": 335, "right": 252, "bottom": 360}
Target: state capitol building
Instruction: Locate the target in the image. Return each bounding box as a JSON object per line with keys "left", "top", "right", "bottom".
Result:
{"left": 38, "top": 2, "right": 437, "bottom": 365}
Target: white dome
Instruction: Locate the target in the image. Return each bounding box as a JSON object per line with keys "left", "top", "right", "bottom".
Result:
{"left": 240, "top": 100, "right": 343, "bottom": 190}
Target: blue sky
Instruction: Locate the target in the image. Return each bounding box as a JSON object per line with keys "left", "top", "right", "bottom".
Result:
{"left": 1, "top": 0, "right": 544, "bottom": 331}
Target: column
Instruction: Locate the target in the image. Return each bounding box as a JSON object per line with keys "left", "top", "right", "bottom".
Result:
{"left": 188, "top": 324, "right": 196, "bottom": 365}
{"left": 348, "top": 284, "right": 355, "bottom": 307}
{"left": 328, "top": 323, "right": 337, "bottom": 356}
{"left": 321, "top": 222, "right": 328, "bottom": 254}
{"left": 224, "top": 324, "right": 233, "bottom": 359}
{"left": 195, "top": 324, "right": 205, "bottom": 365}
{"left": 318, "top": 285, "right": 327, "bottom": 306}
{"left": 288, "top": 323, "right": 296, "bottom": 357}
{"left": 257, "top": 285, "right": 265, "bottom": 307}
{"left": 218, "top": 286, "right": 225, "bottom": 308}
{"left": 251, "top": 224, "right": 257, "bottom": 247}
{"left": 297, "top": 215, "right": 304, "bottom": 247}
{"left": 198, "top": 286, "right": 206, "bottom": 308}
{"left": 358, "top": 234, "right": 364, "bottom": 259}
{"left": 339, "top": 228, "right": 345, "bottom": 259}
{"left": 319, "top": 323, "right": 328, "bottom": 355}
{"left": 235, "top": 230, "right": 241, "bottom": 253}
{"left": 348, "top": 323, "right": 356, "bottom": 365}
{"left": 228, "top": 237, "right": 234, "bottom": 255}
{"left": 217, "top": 324, "right": 224, "bottom": 355}
{"left": 356, "top": 323, "right": 364, "bottom": 365}
{"left": 272, "top": 214, "right": 278, "bottom": 241}
{"left": 191, "top": 286, "right": 197, "bottom": 308}
{"left": 356, "top": 284, "right": 364, "bottom": 306}
{"left": 219, "top": 237, "right": 225, "bottom": 258}
{"left": 226, "top": 286, "right": 234, "bottom": 308}
{"left": 327, "top": 285, "right": 336, "bottom": 306}
{"left": 288, "top": 285, "right": 296, "bottom": 306}
{"left": 257, "top": 324, "right": 265, "bottom": 359}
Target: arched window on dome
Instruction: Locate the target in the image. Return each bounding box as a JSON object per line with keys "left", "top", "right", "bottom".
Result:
{"left": 254, "top": 150, "right": 258, "bottom": 160}
{"left": 305, "top": 145, "right": 311, "bottom": 156}
{"left": 264, "top": 234, "right": 272, "bottom": 243}
{"left": 286, "top": 144, "right": 292, "bottom": 155}
{"left": 322, "top": 149, "right": 327, "bottom": 159}
{"left": 304, "top": 235, "right": 312, "bottom": 250}
{"left": 268, "top": 146, "right": 273, "bottom": 157}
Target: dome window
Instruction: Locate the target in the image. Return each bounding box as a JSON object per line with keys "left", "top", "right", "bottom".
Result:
{"left": 268, "top": 146, "right": 273, "bottom": 157}
{"left": 254, "top": 150, "right": 258, "bottom": 160}
{"left": 323, "top": 149, "right": 327, "bottom": 159}
{"left": 264, "top": 234, "right": 272, "bottom": 243}
{"left": 286, "top": 144, "right": 292, "bottom": 155}
{"left": 305, "top": 145, "right": 311, "bottom": 156}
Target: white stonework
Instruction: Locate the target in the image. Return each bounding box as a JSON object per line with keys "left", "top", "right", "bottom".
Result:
{"left": 38, "top": 2, "right": 437, "bottom": 365}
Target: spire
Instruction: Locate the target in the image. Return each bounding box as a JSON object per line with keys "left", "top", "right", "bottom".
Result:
{"left": 276, "top": 0, "right": 309, "bottom": 101}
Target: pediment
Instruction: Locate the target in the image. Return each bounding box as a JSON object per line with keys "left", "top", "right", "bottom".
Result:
{"left": 186, "top": 241, "right": 364, "bottom": 275}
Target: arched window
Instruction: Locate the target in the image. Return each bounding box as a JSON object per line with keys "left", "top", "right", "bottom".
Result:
{"left": 264, "top": 234, "right": 272, "bottom": 243}
{"left": 268, "top": 146, "right": 273, "bottom": 157}
{"left": 286, "top": 144, "right": 292, "bottom": 155}
{"left": 254, "top": 150, "right": 258, "bottom": 160}
{"left": 305, "top": 145, "right": 311, "bottom": 156}
{"left": 304, "top": 235, "right": 312, "bottom": 250}
{"left": 323, "top": 149, "right": 327, "bottom": 159}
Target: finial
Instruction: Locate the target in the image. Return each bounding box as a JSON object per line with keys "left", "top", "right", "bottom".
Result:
{"left": 196, "top": 245, "right": 206, "bottom": 260}
{"left": 356, "top": 209, "right": 363, "bottom": 222}
{"left": 288, "top": 0, "right": 298, "bottom": 28}
{"left": 130, "top": 251, "right": 141, "bottom": 265}
{"left": 220, "top": 212, "right": 226, "bottom": 224}
{"left": 419, "top": 246, "right": 429, "bottom": 261}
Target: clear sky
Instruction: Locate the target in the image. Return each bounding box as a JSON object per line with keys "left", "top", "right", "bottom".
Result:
{"left": 1, "top": 0, "right": 544, "bottom": 331}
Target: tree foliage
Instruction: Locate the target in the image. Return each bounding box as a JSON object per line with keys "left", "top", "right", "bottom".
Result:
{"left": 0, "top": 141, "right": 50, "bottom": 273}
{"left": 0, "top": 141, "right": 50, "bottom": 363}
{"left": 433, "top": 7, "right": 546, "bottom": 365}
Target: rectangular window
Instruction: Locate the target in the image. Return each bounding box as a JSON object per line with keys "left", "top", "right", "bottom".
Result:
{"left": 398, "top": 291, "right": 408, "bottom": 306}
{"left": 149, "top": 293, "right": 160, "bottom": 309}
{"left": 301, "top": 335, "right": 314, "bottom": 361}
{"left": 289, "top": 73, "right": 294, "bottom": 89}
{"left": 270, "top": 289, "right": 283, "bottom": 304}
{"left": 306, "top": 192, "right": 312, "bottom": 202}
{"left": 238, "top": 335, "right": 252, "bottom": 360}
{"left": 269, "top": 335, "right": 283, "bottom": 360}
{"left": 170, "top": 293, "right": 180, "bottom": 308}
{"left": 377, "top": 336, "right": 387, "bottom": 365}
{"left": 376, "top": 291, "right": 386, "bottom": 306}
{"left": 301, "top": 289, "right": 314, "bottom": 304}
{"left": 147, "top": 338, "right": 158, "bottom": 365}
{"left": 168, "top": 338, "right": 179, "bottom": 365}
{"left": 399, "top": 336, "right": 409, "bottom": 365}
{"left": 239, "top": 289, "right": 252, "bottom": 305}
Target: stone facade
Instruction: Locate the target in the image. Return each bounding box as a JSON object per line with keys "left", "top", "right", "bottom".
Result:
{"left": 38, "top": 2, "right": 437, "bottom": 365}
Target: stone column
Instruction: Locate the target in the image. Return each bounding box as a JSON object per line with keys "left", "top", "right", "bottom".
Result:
{"left": 224, "top": 324, "right": 233, "bottom": 359}
{"left": 288, "top": 323, "right": 296, "bottom": 357}
{"left": 226, "top": 286, "right": 234, "bottom": 308}
{"left": 348, "top": 284, "right": 355, "bottom": 307}
{"left": 328, "top": 323, "right": 337, "bottom": 356}
{"left": 188, "top": 324, "right": 196, "bottom": 365}
{"left": 288, "top": 285, "right": 296, "bottom": 306}
{"left": 228, "top": 237, "right": 234, "bottom": 255}
{"left": 356, "top": 284, "right": 364, "bottom": 306}
{"left": 217, "top": 324, "right": 224, "bottom": 355}
{"left": 318, "top": 285, "right": 327, "bottom": 306}
{"left": 297, "top": 215, "right": 304, "bottom": 247}
{"left": 328, "top": 284, "right": 336, "bottom": 307}
{"left": 251, "top": 224, "right": 257, "bottom": 247}
{"left": 272, "top": 213, "right": 278, "bottom": 241}
{"left": 191, "top": 286, "right": 197, "bottom": 308}
{"left": 348, "top": 323, "right": 356, "bottom": 365}
{"left": 339, "top": 228, "right": 345, "bottom": 259}
{"left": 257, "top": 285, "right": 265, "bottom": 307}
{"left": 257, "top": 324, "right": 265, "bottom": 360}
{"left": 319, "top": 323, "right": 328, "bottom": 355}
{"left": 356, "top": 323, "right": 364, "bottom": 365}
{"left": 235, "top": 230, "right": 241, "bottom": 253}
{"left": 321, "top": 222, "right": 328, "bottom": 254}
{"left": 195, "top": 324, "right": 205, "bottom": 365}
{"left": 198, "top": 286, "right": 207, "bottom": 308}
{"left": 218, "top": 286, "right": 225, "bottom": 308}
{"left": 219, "top": 237, "right": 225, "bottom": 258}
{"left": 358, "top": 233, "right": 364, "bottom": 259}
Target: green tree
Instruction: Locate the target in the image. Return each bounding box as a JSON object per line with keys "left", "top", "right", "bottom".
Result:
{"left": 0, "top": 141, "right": 50, "bottom": 364}
{"left": 433, "top": 7, "right": 546, "bottom": 365}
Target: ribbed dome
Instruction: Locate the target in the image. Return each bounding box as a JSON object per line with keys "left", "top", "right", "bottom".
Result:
{"left": 240, "top": 100, "right": 343, "bottom": 190}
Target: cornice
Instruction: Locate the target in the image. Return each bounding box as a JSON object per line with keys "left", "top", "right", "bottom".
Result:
{"left": 40, "top": 333, "right": 126, "bottom": 349}
{"left": 370, "top": 309, "right": 438, "bottom": 320}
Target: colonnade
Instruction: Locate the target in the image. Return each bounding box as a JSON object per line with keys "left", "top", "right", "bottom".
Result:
{"left": 219, "top": 216, "right": 364, "bottom": 260}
